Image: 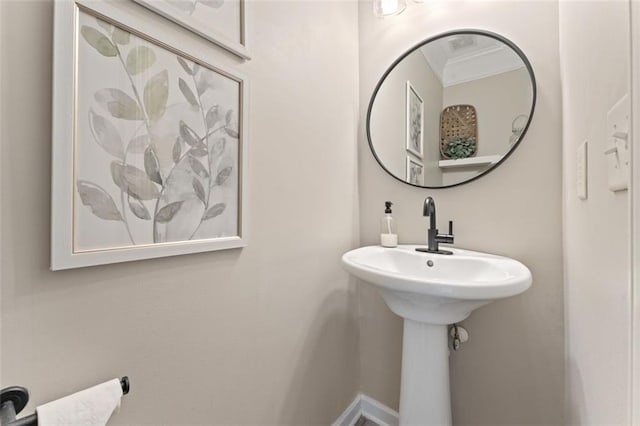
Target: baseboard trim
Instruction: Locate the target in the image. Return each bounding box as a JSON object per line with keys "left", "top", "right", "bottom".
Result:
{"left": 332, "top": 394, "right": 399, "bottom": 426}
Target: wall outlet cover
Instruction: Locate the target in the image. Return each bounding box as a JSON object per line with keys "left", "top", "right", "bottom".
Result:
{"left": 577, "top": 141, "right": 587, "bottom": 200}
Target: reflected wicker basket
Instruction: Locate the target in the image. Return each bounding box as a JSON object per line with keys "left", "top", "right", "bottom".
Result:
{"left": 439, "top": 105, "right": 478, "bottom": 159}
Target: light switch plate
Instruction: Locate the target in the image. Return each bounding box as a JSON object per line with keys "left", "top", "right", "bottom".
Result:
{"left": 605, "top": 94, "right": 630, "bottom": 192}
{"left": 577, "top": 141, "right": 587, "bottom": 200}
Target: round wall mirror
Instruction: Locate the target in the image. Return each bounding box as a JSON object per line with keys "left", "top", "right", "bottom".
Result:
{"left": 367, "top": 30, "right": 536, "bottom": 188}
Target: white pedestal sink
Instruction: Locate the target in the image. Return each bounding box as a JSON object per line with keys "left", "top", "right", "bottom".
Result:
{"left": 341, "top": 245, "right": 532, "bottom": 426}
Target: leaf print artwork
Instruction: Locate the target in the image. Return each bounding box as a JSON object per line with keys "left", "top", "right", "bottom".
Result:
{"left": 74, "top": 13, "right": 240, "bottom": 251}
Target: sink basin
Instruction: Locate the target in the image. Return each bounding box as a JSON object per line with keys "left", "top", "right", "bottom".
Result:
{"left": 341, "top": 245, "right": 532, "bottom": 426}
{"left": 341, "top": 245, "right": 532, "bottom": 324}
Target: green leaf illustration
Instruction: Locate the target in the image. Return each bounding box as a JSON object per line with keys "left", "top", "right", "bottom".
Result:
{"left": 179, "top": 121, "right": 201, "bottom": 147}
{"left": 188, "top": 156, "right": 209, "bottom": 178}
{"left": 176, "top": 57, "right": 193, "bottom": 75}
{"left": 81, "top": 26, "right": 117, "bottom": 57}
{"left": 144, "top": 70, "right": 169, "bottom": 122}
{"left": 111, "top": 162, "right": 160, "bottom": 200}
{"left": 192, "top": 178, "right": 206, "bottom": 204}
{"left": 156, "top": 201, "right": 184, "bottom": 223}
{"left": 179, "top": 78, "right": 199, "bottom": 108}
{"left": 172, "top": 137, "right": 182, "bottom": 164}
{"left": 112, "top": 27, "right": 130, "bottom": 45}
{"left": 97, "top": 20, "right": 113, "bottom": 33}
{"left": 77, "top": 180, "right": 122, "bottom": 221}
{"left": 215, "top": 166, "right": 233, "bottom": 185}
{"left": 144, "top": 146, "right": 163, "bottom": 185}
{"left": 126, "top": 46, "right": 156, "bottom": 75}
{"left": 128, "top": 198, "right": 151, "bottom": 220}
{"left": 88, "top": 109, "right": 124, "bottom": 158}
{"left": 95, "top": 88, "right": 144, "bottom": 121}
{"left": 203, "top": 203, "right": 226, "bottom": 220}
{"left": 205, "top": 105, "right": 220, "bottom": 129}
{"left": 127, "top": 135, "right": 150, "bottom": 154}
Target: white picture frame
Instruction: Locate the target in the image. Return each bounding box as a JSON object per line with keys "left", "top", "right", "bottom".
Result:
{"left": 406, "top": 81, "right": 424, "bottom": 159}
{"left": 51, "top": 0, "right": 249, "bottom": 270}
{"left": 132, "top": 0, "right": 250, "bottom": 60}
{"left": 406, "top": 157, "right": 423, "bottom": 186}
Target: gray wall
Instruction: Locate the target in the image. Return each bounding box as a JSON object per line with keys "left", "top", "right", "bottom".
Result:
{"left": 358, "top": 1, "right": 565, "bottom": 424}
{"left": 0, "top": 1, "right": 360, "bottom": 424}
{"left": 369, "top": 51, "right": 443, "bottom": 185}
{"left": 559, "top": 1, "right": 631, "bottom": 424}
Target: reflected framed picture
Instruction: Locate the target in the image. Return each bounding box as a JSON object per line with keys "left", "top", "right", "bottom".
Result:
{"left": 132, "top": 0, "right": 250, "bottom": 60}
{"left": 406, "top": 157, "right": 423, "bottom": 186}
{"left": 406, "top": 81, "right": 424, "bottom": 159}
{"left": 51, "top": 1, "right": 248, "bottom": 270}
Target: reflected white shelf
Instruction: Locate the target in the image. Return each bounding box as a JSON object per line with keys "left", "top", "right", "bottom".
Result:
{"left": 438, "top": 155, "right": 502, "bottom": 169}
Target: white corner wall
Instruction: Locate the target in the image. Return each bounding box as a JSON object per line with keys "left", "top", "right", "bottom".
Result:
{"left": 559, "top": 1, "right": 632, "bottom": 424}
{"left": 358, "top": 1, "right": 564, "bottom": 424}
{"left": 0, "top": 1, "right": 361, "bottom": 424}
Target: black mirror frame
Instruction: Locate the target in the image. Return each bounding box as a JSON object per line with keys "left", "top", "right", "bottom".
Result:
{"left": 366, "top": 29, "right": 537, "bottom": 189}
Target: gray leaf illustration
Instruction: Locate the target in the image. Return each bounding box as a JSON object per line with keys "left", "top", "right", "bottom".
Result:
{"left": 77, "top": 180, "right": 122, "bottom": 221}
{"left": 192, "top": 178, "right": 206, "bottom": 204}
{"left": 193, "top": 63, "right": 201, "bottom": 75}
{"left": 203, "top": 203, "right": 226, "bottom": 220}
{"left": 189, "top": 146, "right": 208, "bottom": 157}
{"left": 188, "top": 156, "right": 209, "bottom": 178}
{"left": 225, "top": 109, "right": 233, "bottom": 125}
{"left": 144, "top": 70, "right": 169, "bottom": 122}
{"left": 95, "top": 88, "right": 144, "bottom": 121}
{"left": 176, "top": 57, "right": 193, "bottom": 75}
{"left": 172, "top": 137, "right": 182, "bottom": 164}
{"left": 196, "top": 70, "right": 215, "bottom": 95}
{"left": 224, "top": 127, "right": 239, "bottom": 138}
{"left": 112, "top": 28, "right": 130, "bottom": 45}
{"left": 205, "top": 105, "right": 220, "bottom": 129}
{"left": 215, "top": 166, "right": 233, "bottom": 185}
{"left": 179, "top": 78, "right": 199, "bottom": 108}
{"left": 80, "top": 26, "right": 117, "bottom": 57}
{"left": 128, "top": 198, "right": 151, "bottom": 220}
{"left": 166, "top": 0, "right": 196, "bottom": 14}
{"left": 179, "top": 121, "right": 201, "bottom": 147}
{"left": 127, "top": 135, "right": 150, "bottom": 154}
{"left": 144, "top": 146, "right": 162, "bottom": 185}
{"left": 210, "top": 138, "right": 226, "bottom": 157}
{"left": 198, "top": 0, "right": 224, "bottom": 8}
{"left": 88, "top": 109, "right": 124, "bottom": 158}
{"left": 156, "top": 201, "right": 184, "bottom": 223}
{"left": 111, "top": 162, "right": 160, "bottom": 200}
{"left": 126, "top": 46, "right": 156, "bottom": 75}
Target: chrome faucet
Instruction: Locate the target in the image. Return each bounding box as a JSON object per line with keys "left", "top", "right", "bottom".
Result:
{"left": 416, "top": 197, "right": 454, "bottom": 255}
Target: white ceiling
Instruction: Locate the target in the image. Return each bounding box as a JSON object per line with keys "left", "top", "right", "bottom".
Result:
{"left": 420, "top": 34, "right": 526, "bottom": 87}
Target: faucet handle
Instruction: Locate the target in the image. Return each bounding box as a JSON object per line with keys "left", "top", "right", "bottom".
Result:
{"left": 448, "top": 220, "right": 453, "bottom": 236}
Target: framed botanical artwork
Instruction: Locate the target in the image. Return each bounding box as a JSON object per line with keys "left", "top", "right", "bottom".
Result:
{"left": 406, "top": 81, "right": 424, "bottom": 159}
{"left": 132, "top": 0, "right": 250, "bottom": 60}
{"left": 406, "top": 157, "right": 423, "bottom": 186}
{"left": 51, "top": 0, "right": 249, "bottom": 270}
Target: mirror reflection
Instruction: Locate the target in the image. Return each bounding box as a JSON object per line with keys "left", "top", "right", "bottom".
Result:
{"left": 367, "top": 31, "right": 536, "bottom": 188}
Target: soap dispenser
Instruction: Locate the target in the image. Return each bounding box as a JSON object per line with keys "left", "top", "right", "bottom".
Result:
{"left": 380, "top": 201, "right": 398, "bottom": 248}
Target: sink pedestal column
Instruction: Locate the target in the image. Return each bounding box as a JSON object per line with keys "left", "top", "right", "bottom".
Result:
{"left": 399, "top": 320, "right": 451, "bottom": 426}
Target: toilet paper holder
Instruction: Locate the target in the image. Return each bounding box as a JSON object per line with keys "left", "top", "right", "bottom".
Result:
{"left": 0, "top": 376, "right": 129, "bottom": 426}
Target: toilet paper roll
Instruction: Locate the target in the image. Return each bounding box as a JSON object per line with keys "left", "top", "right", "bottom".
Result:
{"left": 36, "top": 378, "right": 123, "bottom": 426}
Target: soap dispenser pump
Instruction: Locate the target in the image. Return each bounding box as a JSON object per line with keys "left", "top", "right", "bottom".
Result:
{"left": 380, "top": 201, "right": 398, "bottom": 248}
